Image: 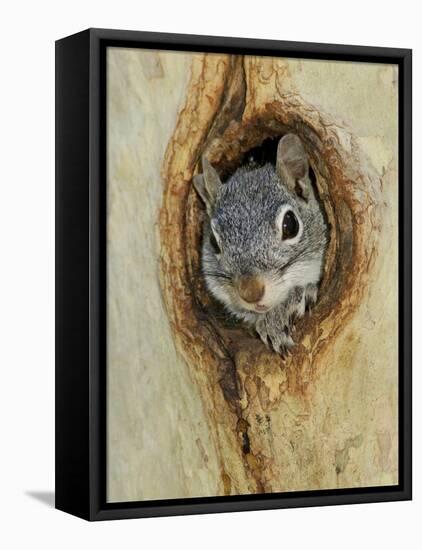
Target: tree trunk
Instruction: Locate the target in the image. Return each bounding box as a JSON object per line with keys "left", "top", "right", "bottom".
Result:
{"left": 107, "top": 48, "right": 398, "bottom": 501}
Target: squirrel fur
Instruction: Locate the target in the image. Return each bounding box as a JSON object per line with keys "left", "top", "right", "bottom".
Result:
{"left": 193, "top": 134, "right": 328, "bottom": 354}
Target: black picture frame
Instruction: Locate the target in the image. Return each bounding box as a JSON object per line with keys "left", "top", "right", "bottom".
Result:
{"left": 55, "top": 28, "right": 412, "bottom": 521}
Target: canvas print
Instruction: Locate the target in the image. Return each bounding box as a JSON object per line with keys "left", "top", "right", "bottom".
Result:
{"left": 106, "top": 47, "right": 398, "bottom": 502}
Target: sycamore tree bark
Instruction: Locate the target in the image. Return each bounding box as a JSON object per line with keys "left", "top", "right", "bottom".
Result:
{"left": 107, "top": 48, "right": 398, "bottom": 502}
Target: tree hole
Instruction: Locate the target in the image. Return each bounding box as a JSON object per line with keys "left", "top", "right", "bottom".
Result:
{"left": 160, "top": 58, "right": 380, "bottom": 400}
{"left": 190, "top": 133, "right": 331, "bottom": 357}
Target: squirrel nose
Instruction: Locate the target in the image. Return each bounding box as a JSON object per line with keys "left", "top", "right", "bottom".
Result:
{"left": 237, "top": 276, "right": 265, "bottom": 304}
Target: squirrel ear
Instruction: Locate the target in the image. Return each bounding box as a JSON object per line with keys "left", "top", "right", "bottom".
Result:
{"left": 193, "top": 157, "right": 222, "bottom": 214}
{"left": 276, "top": 134, "right": 312, "bottom": 200}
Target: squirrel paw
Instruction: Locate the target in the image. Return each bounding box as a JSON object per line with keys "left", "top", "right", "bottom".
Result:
{"left": 255, "top": 285, "right": 319, "bottom": 355}
{"left": 255, "top": 311, "right": 294, "bottom": 355}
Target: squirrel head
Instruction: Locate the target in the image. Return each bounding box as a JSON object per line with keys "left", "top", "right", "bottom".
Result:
{"left": 193, "top": 134, "right": 328, "bottom": 319}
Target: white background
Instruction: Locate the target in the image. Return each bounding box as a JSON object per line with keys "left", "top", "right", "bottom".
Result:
{"left": 0, "top": 1, "right": 419, "bottom": 548}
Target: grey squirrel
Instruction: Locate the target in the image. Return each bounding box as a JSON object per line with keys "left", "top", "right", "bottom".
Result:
{"left": 193, "top": 134, "right": 328, "bottom": 354}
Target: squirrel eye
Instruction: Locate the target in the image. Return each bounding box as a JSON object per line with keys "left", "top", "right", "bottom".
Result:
{"left": 282, "top": 210, "right": 299, "bottom": 240}
{"left": 209, "top": 231, "right": 221, "bottom": 254}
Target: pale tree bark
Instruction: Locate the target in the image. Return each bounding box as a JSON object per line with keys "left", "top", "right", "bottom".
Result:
{"left": 107, "top": 48, "right": 398, "bottom": 501}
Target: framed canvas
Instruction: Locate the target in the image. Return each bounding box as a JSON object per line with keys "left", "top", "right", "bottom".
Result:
{"left": 55, "top": 28, "right": 412, "bottom": 521}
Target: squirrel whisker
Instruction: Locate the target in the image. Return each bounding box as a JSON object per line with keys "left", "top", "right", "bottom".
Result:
{"left": 202, "top": 270, "right": 232, "bottom": 282}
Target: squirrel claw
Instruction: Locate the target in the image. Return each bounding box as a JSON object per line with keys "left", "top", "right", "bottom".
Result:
{"left": 256, "top": 325, "right": 294, "bottom": 356}
{"left": 254, "top": 285, "right": 319, "bottom": 355}
{"left": 255, "top": 308, "right": 295, "bottom": 356}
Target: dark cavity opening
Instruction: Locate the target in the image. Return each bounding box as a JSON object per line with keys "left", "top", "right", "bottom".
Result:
{"left": 221, "top": 137, "right": 279, "bottom": 182}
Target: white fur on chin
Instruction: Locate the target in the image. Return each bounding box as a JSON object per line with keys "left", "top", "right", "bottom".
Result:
{"left": 204, "top": 256, "right": 323, "bottom": 323}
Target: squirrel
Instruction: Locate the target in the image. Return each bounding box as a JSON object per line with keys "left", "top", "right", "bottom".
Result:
{"left": 193, "top": 134, "right": 328, "bottom": 354}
